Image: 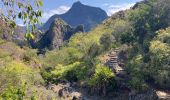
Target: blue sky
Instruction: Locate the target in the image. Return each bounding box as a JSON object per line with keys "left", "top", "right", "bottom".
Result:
{"left": 41, "top": 0, "right": 142, "bottom": 23}
{"left": 0, "top": 0, "right": 143, "bottom": 25}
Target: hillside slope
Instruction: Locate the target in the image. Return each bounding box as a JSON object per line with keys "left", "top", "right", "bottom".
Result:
{"left": 1, "top": 0, "right": 170, "bottom": 99}
{"left": 41, "top": 0, "right": 170, "bottom": 99}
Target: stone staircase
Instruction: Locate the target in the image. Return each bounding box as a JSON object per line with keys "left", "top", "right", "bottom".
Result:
{"left": 108, "top": 48, "right": 129, "bottom": 90}
{"left": 108, "top": 49, "right": 125, "bottom": 75}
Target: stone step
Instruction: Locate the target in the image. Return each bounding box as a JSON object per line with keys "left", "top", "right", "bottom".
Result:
{"left": 110, "top": 58, "right": 117, "bottom": 60}
{"left": 110, "top": 61, "right": 118, "bottom": 63}
{"left": 110, "top": 59, "right": 117, "bottom": 61}
{"left": 156, "top": 91, "right": 170, "bottom": 99}
{"left": 110, "top": 58, "right": 117, "bottom": 59}
{"left": 109, "top": 62, "right": 118, "bottom": 65}
{"left": 110, "top": 58, "right": 116, "bottom": 60}
{"left": 109, "top": 55, "right": 117, "bottom": 57}
{"left": 109, "top": 62, "right": 116, "bottom": 64}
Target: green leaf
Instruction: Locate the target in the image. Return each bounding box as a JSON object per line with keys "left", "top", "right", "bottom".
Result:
{"left": 10, "top": 21, "right": 16, "bottom": 28}
{"left": 38, "top": 1, "right": 43, "bottom": 6}
{"left": 25, "top": 33, "right": 35, "bottom": 40}
{"left": 18, "top": 12, "right": 22, "bottom": 18}
{"left": 24, "top": 12, "right": 27, "bottom": 19}
{"left": 32, "top": 24, "right": 35, "bottom": 31}
{"left": 18, "top": 2, "right": 24, "bottom": 8}
{"left": 27, "top": 5, "right": 33, "bottom": 13}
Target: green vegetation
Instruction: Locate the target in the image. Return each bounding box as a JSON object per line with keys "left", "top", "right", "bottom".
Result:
{"left": 1, "top": 0, "right": 170, "bottom": 99}
{"left": 123, "top": 0, "right": 170, "bottom": 91}
{"left": 1, "top": 0, "right": 43, "bottom": 39}
{"left": 41, "top": 62, "right": 90, "bottom": 83}
{"left": 35, "top": 0, "right": 170, "bottom": 96}
{"left": 148, "top": 27, "right": 170, "bottom": 88}
{"left": 89, "top": 65, "right": 116, "bottom": 95}
{"left": 0, "top": 61, "right": 34, "bottom": 100}
{"left": 126, "top": 55, "right": 148, "bottom": 91}
{"left": 0, "top": 42, "right": 56, "bottom": 99}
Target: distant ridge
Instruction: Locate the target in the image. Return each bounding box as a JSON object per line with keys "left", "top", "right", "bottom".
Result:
{"left": 43, "top": 1, "right": 108, "bottom": 31}
{"left": 33, "top": 18, "right": 84, "bottom": 51}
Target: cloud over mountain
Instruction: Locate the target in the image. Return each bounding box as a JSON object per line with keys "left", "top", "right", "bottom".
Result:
{"left": 107, "top": 3, "right": 135, "bottom": 16}
{"left": 41, "top": 6, "right": 70, "bottom": 23}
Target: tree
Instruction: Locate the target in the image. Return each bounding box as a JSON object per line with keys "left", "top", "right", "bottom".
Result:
{"left": 128, "top": 0, "right": 170, "bottom": 45}
{"left": 120, "top": 32, "right": 135, "bottom": 45}
{"left": 0, "top": 0, "right": 43, "bottom": 38}
{"left": 138, "top": 27, "right": 170, "bottom": 89}
{"left": 128, "top": 3, "right": 151, "bottom": 44}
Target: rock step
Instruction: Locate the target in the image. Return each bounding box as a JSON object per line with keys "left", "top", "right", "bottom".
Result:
{"left": 156, "top": 91, "right": 170, "bottom": 99}
{"left": 110, "top": 55, "right": 117, "bottom": 57}
{"left": 110, "top": 59, "right": 117, "bottom": 60}
{"left": 110, "top": 61, "right": 117, "bottom": 63}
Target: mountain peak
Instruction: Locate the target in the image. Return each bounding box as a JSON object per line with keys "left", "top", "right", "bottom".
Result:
{"left": 53, "top": 18, "right": 67, "bottom": 26}
{"left": 72, "top": 1, "right": 83, "bottom": 7}
{"left": 74, "top": 1, "right": 82, "bottom": 4}
{"left": 44, "top": 1, "right": 108, "bottom": 31}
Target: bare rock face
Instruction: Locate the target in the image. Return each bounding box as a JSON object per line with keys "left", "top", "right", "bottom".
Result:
{"left": 0, "top": 18, "right": 26, "bottom": 46}
{"left": 129, "top": 89, "right": 158, "bottom": 100}
{"left": 48, "top": 83, "right": 83, "bottom": 100}
{"left": 156, "top": 90, "right": 170, "bottom": 100}
{"left": 34, "top": 18, "right": 84, "bottom": 51}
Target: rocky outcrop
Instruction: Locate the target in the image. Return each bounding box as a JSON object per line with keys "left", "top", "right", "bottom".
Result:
{"left": 129, "top": 89, "right": 158, "bottom": 100}
{"left": 34, "top": 18, "right": 84, "bottom": 51}
{"left": 47, "top": 82, "right": 159, "bottom": 100}
{"left": 48, "top": 82, "right": 83, "bottom": 100}
{"left": 156, "top": 90, "right": 170, "bottom": 100}
{"left": 0, "top": 18, "right": 28, "bottom": 47}
{"left": 44, "top": 1, "right": 108, "bottom": 31}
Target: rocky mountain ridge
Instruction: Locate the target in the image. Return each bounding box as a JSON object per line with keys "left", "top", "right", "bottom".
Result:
{"left": 43, "top": 1, "right": 108, "bottom": 32}
{"left": 32, "top": 18, "right": 84, "bottom": 51}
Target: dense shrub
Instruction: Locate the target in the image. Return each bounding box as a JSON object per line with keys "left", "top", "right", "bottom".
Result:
{"left": 120, "top": 32, "right": 135, "bottom": 45}
{"left": 129, "top": 76, "right": 148, "bottom": 92}
{"left": 1, "top": 83, "right": 27, "bottom": 100}
{"left": 88, "top": 64, "right": 116, "bottom": 95}
{"left": 147, "top": 28, "right": 170, "bottom": 88}
{"left": 42, "top": 62, "right": 90, "bottom": 83}
{"left": 22, "top": 47, "right": 37, "bottom": 63}
{"left": 0, "top": 61, "right": 45, "bottom": 99}
{"left": 0, "top": 42, "right": 46, "bottom": 99}
{"left": 126, "top": 55, "right": 148, "bottom": 91}
{"left": 43, "top": 47, "right": 82, "bottom": 67}
{"left": 100, "top": 33, "right": 114, "bottom": 51}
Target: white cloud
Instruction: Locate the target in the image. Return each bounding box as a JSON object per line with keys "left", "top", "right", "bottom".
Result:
{"left": 16, "top": 19, "right": 25, "bottom": 26}
{"left": 17, "top": 23, "right": 25, "bottom": 27}
{"left": 103, "top": 3, "right": 109, "bottom": 6}
{"left": 41, "top": 5, "right": 70, "bottom": 23}
{"left": 107, "top": 3, "right": 135, "bottom": 16}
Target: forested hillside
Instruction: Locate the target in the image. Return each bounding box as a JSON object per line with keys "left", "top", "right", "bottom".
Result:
{"left": 0, "top": 0, "right": 170, "bottom": 100}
